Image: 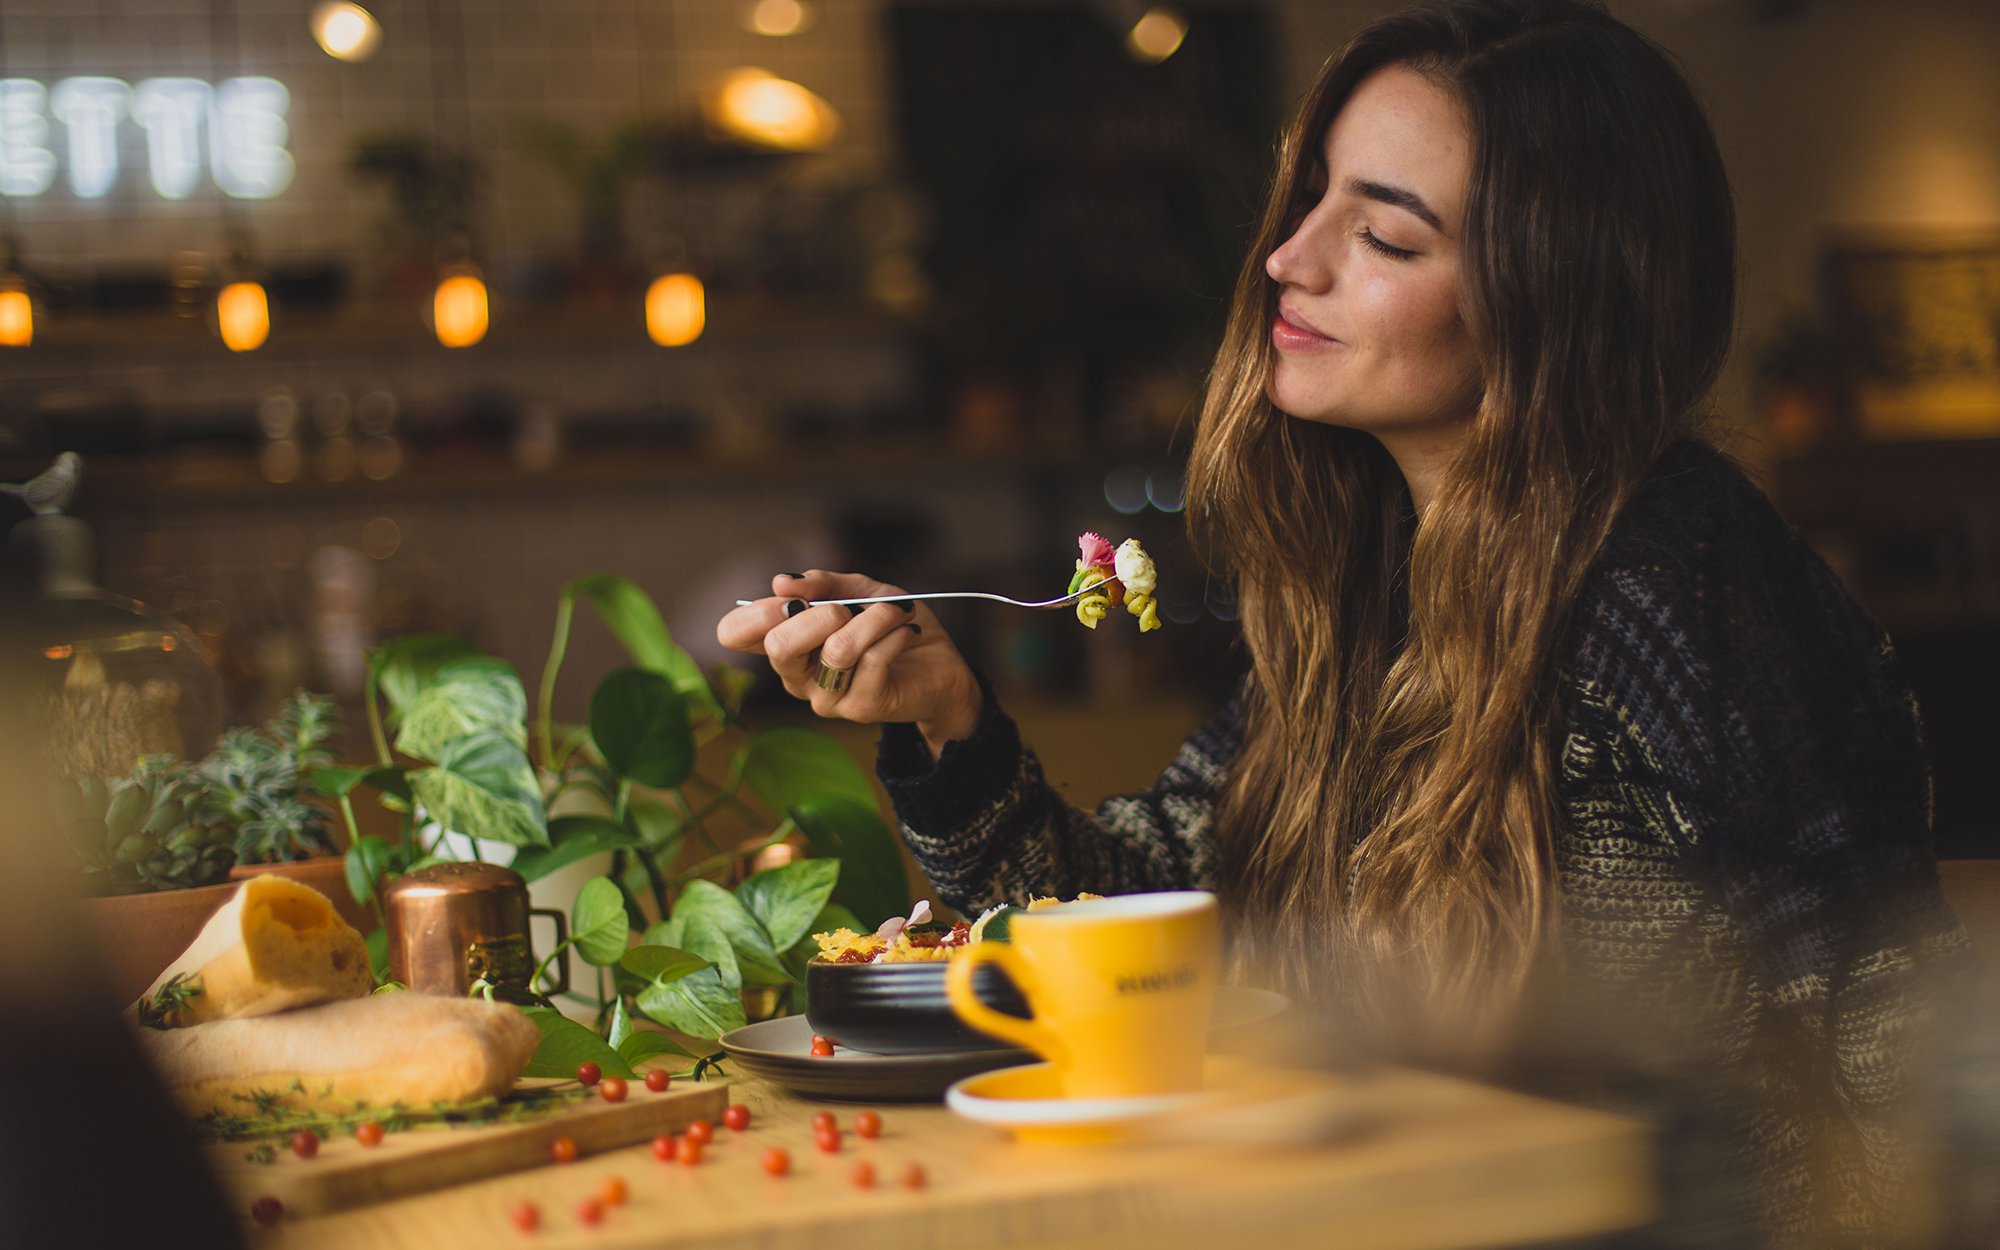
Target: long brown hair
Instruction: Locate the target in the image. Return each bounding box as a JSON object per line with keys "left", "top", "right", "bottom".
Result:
{"left": 1187, "top": 0, "right": 1735, "bottom": 1051}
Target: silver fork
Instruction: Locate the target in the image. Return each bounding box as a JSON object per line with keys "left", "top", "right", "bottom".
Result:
{"left": 734, "top": 587, "right": 1101, "bottom": 611}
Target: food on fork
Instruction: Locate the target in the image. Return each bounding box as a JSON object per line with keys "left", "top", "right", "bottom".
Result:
{"left": 1067, "top": 532, "right": 1161, "bottom": 632}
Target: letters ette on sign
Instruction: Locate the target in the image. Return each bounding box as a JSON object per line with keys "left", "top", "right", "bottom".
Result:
{"left": 0, "top": 77, "right": 294, "bottom": 201}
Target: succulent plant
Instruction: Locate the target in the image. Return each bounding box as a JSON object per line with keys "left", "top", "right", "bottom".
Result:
{"left": 62, "top": 756, "right": 238, "bottom": 895}
{"left": 199, "top": 690, "right": 342, "bottom": 865}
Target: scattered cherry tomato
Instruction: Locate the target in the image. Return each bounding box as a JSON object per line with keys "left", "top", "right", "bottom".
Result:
{"left": 598, "top": 1076, "right": 628, "bottom": 1103}
{"left": 290, "top": 1128, "right": 319, "bottom": 1159}
{"left": 901, "top": 1162, "right": 927, "bottom": 1190}
{"left": 597, "top": 1175, "right": 629, "bottom": 1207}
{"left": 354, "top": 1120, "right": 385, "bottom": 1148}
{"left": 676, "top": 1136, "right": 704, "bottom": 1166}
{"left": 810, "top": 1038, "right": 835, "bottom": 1057}
{"left": 852, "top": 1161, "right": 877, "bottom": 1189}
{"left": 722, "top": 1105, "right": 750, "bottom": 1132}
{"left": 854, "top": 1111, "right": 882, "bottom": 1139}
{"left": 814, "top": 1126, "right": 842, "bottom": 1154}
{"left": 761, "top": 1146, "right": 791, "bottom": 1177}
{"left": 650, "top": 1133, "right": 677, "bottom": 1162}
{"left": 810, "top": 1111, "right": 836, "bottom": 1134}
{"left": 575, "top": 1062, "right": 601, "bottom": 1087}
{"left": 810, "top": 1034, "right": 831, "bottom": 1047}
{"left": 644, "top": 1069, "right": 670, "bottom": 1093}
{"left": 250, "top": 1196, "right": 284, "bottom": 1227}
{"left": 683, "top": 1118, "right": 713, "bottom": 1145}
{"left": 550, "top": 1135, "right": 579, "bottom": 1164}
{"left": 576, "top": 1197, "right": 604, "bottom": 1227}
{"left": 508, "top": 1199, "right": 541, "bottom": 1232}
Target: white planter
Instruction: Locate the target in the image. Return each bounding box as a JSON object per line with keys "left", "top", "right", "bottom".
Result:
{"left": 438, "top": 831, "right": 613, "bottom": 1023}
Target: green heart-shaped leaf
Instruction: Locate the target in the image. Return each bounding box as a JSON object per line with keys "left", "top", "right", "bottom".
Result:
{"left": 588, "top": 669, "right": 693, "bottom": 788}
{"left": 571, "top": 876, "right": 630, "bottom": 967}
{"left": 507, "top": 816, "right": 638, "bottom": 884}
{"left": 735, "top": 858, "right": 841, "bottom": 954}
{"left": 635, "top": 965, "right": 745, "bottom": 1040}
{"left": 520, "top": 1007, "right": 636, "bottom": 1079}
{"left": 620, "top": 943, "right": 711, "bottom": 985}
{"left": 786, "top": 796, "right": 910, "bottom": 928}
{"left": 369, "top": 635, "right": 481, "bottom": 722}
{"left": 409, "top": 730, "right": 548, "bottom": 847}
{"left": 395, "top": 657, "right": 529, "bottom": 760}
{"left": 671, "top": 880, "right": 790, "bottom": 988}
{"left": 565, "top": 574, "right": 722, "bottom": 723}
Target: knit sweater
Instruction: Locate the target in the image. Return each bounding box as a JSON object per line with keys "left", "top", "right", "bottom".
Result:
{"left": 876, "top": 442, "right": 1973, "bottom": 1249}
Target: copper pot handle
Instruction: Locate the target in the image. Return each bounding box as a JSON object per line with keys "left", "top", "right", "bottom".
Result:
{"left": 531, "top": 907, "right": 570, "bottom": 997}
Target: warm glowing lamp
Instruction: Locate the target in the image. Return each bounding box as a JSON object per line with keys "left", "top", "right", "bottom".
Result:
{"left": 0, "top": 282, "right": 31, "bottom": 347}
{"left": 217, "top": 280, "right": 270, "bottom": 352}
{"left": 645, "top": 273, "right": 706, "bottom": 347}
{"left": 433, "top": 267, "right": 490, "bottom": 348}
{"left": 709, "top": 68, "right": 839, "bottom": 151}
{"left": 311, "top": 3, "right": 383, "bottom": 62}
{"left": 1127, "top": 8, "right": 1188, "bottom": 63}
{"left": 745, "top": 0, "right": 813, "bottom": 37}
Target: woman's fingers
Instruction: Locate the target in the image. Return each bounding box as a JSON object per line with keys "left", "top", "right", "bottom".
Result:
{"left": 716, "top": 570, "right": 910, "bottom": 656}
{"left": 810, "top": 613, "right": 925, "bottom": 719}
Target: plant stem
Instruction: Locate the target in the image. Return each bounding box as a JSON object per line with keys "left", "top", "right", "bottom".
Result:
{"left": 531, "top": 936, "right": 575, "bottom": 996}
{"left": 364, "top": 672, "right": 391, "bottom": 768}
{"left": 536, "top": 590, "right": 577, "bottom": 769}
{"left": 669, "top": 818, "right": 795, "bottom": 886}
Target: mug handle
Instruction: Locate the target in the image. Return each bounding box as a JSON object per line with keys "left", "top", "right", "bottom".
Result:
{"left": 946, "top": 944, "right": 1068, "bottom": 1066}
{"left": 529, "top": 908, "right": 570, "bottom": 997}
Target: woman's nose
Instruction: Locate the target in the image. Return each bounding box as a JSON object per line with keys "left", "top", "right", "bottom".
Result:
{"left": 1267, "top": 213, "right": 1331, "bottom": 292}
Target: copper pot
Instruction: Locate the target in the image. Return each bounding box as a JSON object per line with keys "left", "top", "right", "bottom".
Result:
{"left": 382, "top": 862, "right": 568, "bottom": 998}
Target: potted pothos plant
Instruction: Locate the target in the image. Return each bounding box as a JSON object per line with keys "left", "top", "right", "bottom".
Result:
{"left": 316, "top": 572, "right": 911, "bottom": 1079}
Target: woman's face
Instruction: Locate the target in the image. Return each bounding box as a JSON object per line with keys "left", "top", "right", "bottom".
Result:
{"left": 1266, "top": 65, "right": 1483, "bottom": 469}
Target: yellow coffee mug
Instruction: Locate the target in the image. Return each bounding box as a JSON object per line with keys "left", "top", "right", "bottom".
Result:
{"left": 945, "top": 891, "right": 1220, "bottom": 1099}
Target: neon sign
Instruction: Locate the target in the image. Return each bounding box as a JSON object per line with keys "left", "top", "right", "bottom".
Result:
{"left": 0, "top": 76, "right": 293, "bottom": 201}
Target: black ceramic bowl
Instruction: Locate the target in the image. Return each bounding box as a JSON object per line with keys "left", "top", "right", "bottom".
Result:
{"left": 804, "top": 958, "right": 1033, "bottom": 1055}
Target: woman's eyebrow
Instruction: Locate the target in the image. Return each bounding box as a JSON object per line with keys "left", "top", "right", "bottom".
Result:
{"left": 1347, "top": 177, "right": 1443, "bottom": 232}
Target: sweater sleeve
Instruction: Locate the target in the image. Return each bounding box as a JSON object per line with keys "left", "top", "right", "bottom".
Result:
{"left": 1566, "top": 464, "right": 1974, "bottom": 1240}
{"left": 873, "top": 671, "right": 1246, "bottom": 917}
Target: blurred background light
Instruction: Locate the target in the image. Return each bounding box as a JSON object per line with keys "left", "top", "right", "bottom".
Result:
{"left": 215, "top": 280, "right": 270, "bottom": 352}
{"left": 1126, "top": 8, "right": 1187, "bottom": 63}
{"left": 646, "top": 272, "right": 706, "bottom": 346}
{"left": 708, "top": 68, "right": 840, "bottom": 151}
{"left": 432, "top": 267, "right": 489, "bottom": 348}
{"left": 744, "top": 0, "right": 814, "bottom": 38}
{"left": 0, "top": 282, "right": 32, "bottom": 347}
{"left": 311, "top": 3, "right": 383, "bottom": 62}
{"left": 1146, "top": 463, "right": 1187, "bottom": 512}
{"left": 1103, "top": 464, "right": 1149, "bottom": 515}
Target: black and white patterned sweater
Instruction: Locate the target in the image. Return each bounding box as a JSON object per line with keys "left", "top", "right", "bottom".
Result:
{"left": 875, "top": 442, "right": 1975, "bottom": 1249}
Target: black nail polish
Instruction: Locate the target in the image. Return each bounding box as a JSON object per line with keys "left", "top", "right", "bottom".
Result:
{"left": 905, "top": 622, "right": 923, "bottom": 636}
{"left": 783, "top": 599, "right": 809, "bottom": 618}
{"left": 783, "top": 572, "right": 804, "bottom": 579}
{"left": 886, "top": 599, "right": 914, "bottom": 613}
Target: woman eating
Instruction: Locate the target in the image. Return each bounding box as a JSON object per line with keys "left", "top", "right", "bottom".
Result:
{"left": 717, "top": 2, "right": 1978, "bottom": 1244}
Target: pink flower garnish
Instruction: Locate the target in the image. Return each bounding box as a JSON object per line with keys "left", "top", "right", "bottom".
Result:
{"left": 1077, "top": 532, "right": 1115, "bottom": 568}
{"left": 873, "top": 900, "right": 933, "bottom": 943}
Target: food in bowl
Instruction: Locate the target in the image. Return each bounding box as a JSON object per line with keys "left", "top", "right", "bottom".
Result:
{"left": 803, "top": 896, "right": 1100, "bottom": 1054}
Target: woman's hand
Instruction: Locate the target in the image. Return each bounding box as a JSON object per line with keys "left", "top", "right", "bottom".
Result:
{"left": 715, "top": 571, "right": 983, "bottom": 757}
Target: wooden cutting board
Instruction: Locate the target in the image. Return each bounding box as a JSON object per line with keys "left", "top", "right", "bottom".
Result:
{"left": 208, "top": 1078, "right": 729, "bottom": 1220}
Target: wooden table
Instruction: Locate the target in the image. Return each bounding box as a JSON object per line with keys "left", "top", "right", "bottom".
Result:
{"left": 261, "top": 1066, "right": 1655, "bottom": 1250}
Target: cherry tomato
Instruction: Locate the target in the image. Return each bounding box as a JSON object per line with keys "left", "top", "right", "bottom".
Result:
{"left": 290, "top": 1129, "right": 319, "bottom": 1159}
{"left": 852, "top": 1161, "right": 877, "bottom": 1189}
{"left": 810, "top": 1038, "right": 834, "bottom": 1057}
{"left": 508, "top": 1200, "right": 540, "bottom": 1232}
{"left": 576, "top": 1196, "right": 604, "bottom": 1227}
{"left": 683, "top": 1119, "right": 713, "bottom": 1145}
{"left": 761, "top": 1146, "right": 791, "bottom": 1177}
{"left": 355, "top": 1120, "right": 385, "bottom": 1148}
{"left": 814, "top": 1126, "right": 842, "bottom": 1154}
{"left": 810, "top": 1034, "right": 830, "bottom": 1047}
{"left": 250, "top": 1196, "right": 284, "bottom": 1227}
{"left": 810, "top": 1111, "right": 836, "bottom": 1134}
{"left": 650, "top": 1133, "right": 677, "bottom": 1162}
{"left": 722, "top": 1105, "right": 750, "bottom": 1132}
{"left": 597, "top": 1175, "right": 629, "bottom": 1207}
{"left": 575, "top": 1062, "right": 601, "bottom": 1087}
{"left": 854, "top": 1111, "right": 882, "bottom": 1139}
{"left": 599, "top": 1076, "right": 628, "bottom": 1103}
{"left": 676, "top": 1136, "right": 704, "bottom": 1166}
{"left": 550, "top": 1135, "right": 579, "bottom": 1164}
{"left": 902, "top": 1162, "right": 927, "bottom": 1190}
{"left": 644, "top": 1069, "right": 670, "bottom": 1093}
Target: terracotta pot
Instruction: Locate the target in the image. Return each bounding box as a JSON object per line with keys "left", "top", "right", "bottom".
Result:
{"left": 229, "top": 855, "right": 372, "bottom": 932}
{"left": 79, "top": 879, "right": 242, "bottom": 1011}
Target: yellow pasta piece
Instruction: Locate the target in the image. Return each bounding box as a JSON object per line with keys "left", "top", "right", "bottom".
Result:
{"left": 1076, "top": 593, "right": 1110, "bottom": 628}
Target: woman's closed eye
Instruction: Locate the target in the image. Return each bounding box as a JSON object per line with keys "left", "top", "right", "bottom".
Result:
{"left": 1357, "top": 228, "right": 1418, "bottom": 261}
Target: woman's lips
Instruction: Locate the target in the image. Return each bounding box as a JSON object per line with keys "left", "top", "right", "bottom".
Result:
{"left": 1272, "top": 306, "right": 1336, "bottom": 351}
